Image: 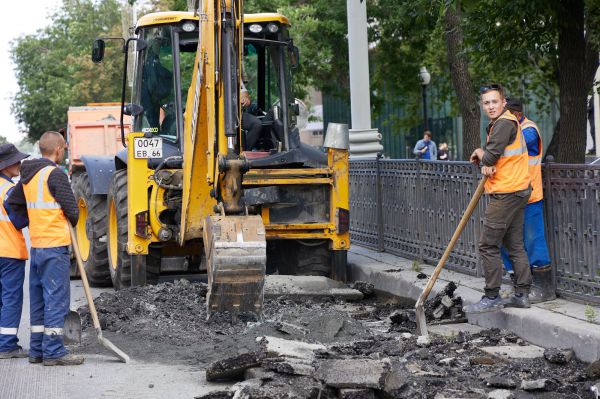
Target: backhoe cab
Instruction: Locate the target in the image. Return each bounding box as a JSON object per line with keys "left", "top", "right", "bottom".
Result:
{"left": 89, "top": 9, "right": 350, "bottom": 317}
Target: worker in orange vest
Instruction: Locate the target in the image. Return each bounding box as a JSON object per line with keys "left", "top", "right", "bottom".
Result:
{"left": 8, "top": 132, "right": 84, "bottom": 366}
{"left": 502, "top": 98, "right": 554, "bottom": 303}
{"left": 0, "top": 144, "right": 29, "bottom": 359}
{"left": 464, "top": 84, "right": 532, "bottom": 314}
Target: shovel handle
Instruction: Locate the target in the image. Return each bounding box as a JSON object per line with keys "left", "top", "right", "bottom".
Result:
{"left": 69, "top": 225, "right": 102, "bottom": 331}
{"left": 415, "top": 176, "right": 487, "bottom": 308}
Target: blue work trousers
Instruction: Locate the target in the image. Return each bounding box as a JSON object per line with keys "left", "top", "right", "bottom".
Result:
{"left": 502, "top": 200, "right": 551, "bottom": 273}
{"left": 0, "top": 258, "right": 25, "bottom": 352}
{"left": 29, "top": 246, "right": 70, "bottom": 359}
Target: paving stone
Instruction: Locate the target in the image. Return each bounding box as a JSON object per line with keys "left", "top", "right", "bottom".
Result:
{"left": 428, "top": 323, "right": 485, "bottom": 338}
{"left": 480, "top": 345, "right": 544, "bottom": 360}
{"left": 544, "top": 348, "right": 574, "bottom": 364}
{"left": 486, "top": 376, "right": 517, "bottom": 389}
{"left": 487, "top": 389, "right": 514, "bottom": 399}
{"left": 205, "top": 352, "right": 263, "bottom": 381}
{"left": 259, "top": 336, "right": 326, "bottom": 360}
{"left": 520, "top": 378, "right": 558, "bottom": 391}
{"left": 316, "top": 359, "right": 390, "bottom": 389}
{"left": 264, "top": 275, "right": 363, "bottom": 300}
{"left": 338, "top": 388, "right": 375, "bottom": 399}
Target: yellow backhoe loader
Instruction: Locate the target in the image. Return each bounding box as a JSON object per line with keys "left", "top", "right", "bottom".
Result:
{"left": 88, "top": 1, "right": 350, "bottom": 317}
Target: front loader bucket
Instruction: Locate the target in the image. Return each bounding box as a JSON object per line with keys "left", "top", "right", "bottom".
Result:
{"left": 203, "top": 215, "right": 266, "bottom": 319}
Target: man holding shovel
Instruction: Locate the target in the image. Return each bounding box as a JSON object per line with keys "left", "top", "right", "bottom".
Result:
{"left": 8, "top": 131, "right": 84, "bottom": 366}
{"left": 0, "top": 144, "right": 29, "bottom": 359}
{"left": 464, "top": 84, "right": 532, "bottom": 314}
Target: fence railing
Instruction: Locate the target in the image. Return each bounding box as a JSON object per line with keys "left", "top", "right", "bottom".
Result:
{"left": 349, "top": 159, "right": 600, "bottom": 304}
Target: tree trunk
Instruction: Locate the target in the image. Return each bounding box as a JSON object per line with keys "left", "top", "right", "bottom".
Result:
{"left": 545, "top": 0, "right": 588, "bottom": 163}
{"left": 444, "top": 1, "right": 480, "bottom": 160}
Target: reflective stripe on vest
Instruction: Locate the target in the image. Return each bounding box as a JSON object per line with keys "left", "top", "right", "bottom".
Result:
{"left": 0, "top": 180, "right": 28, "bottom": 260}
{"left": 522, "top": 117, "right": 543, "bottom": 203}
{"left": 24, "top": 165, "right": 71, "bottom": 248}
{"left": 484, "top": 110, "right": 531, "bottom": 194}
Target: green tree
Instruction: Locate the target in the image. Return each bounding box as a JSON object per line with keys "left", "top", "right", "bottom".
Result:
{"left": 0, "top": 135, "right": 7, "bottom": 145}
{"left": 11, "top": 0, "right": 124, "bottom": 141}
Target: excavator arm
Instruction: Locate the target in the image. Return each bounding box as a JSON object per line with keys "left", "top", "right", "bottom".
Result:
{"left": 181, "top": 0, "right": 266, "bottom": 318}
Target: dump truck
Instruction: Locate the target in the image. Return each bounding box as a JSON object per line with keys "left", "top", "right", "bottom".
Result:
{"left": 88, "top": 4, "right": 350, "bottom": 316}
{"left": 66, "top": 104, "right": 130, "bottom": 283}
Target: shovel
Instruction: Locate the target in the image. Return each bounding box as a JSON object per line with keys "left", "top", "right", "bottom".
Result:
{"left": 415, "top": 176, "right": 488, "bottom": 338}
{"left": 64, "top": 311, "right": 82, "bottom": 344}
{"left": 69, "top": 225, "right": 130, "bottom": 363}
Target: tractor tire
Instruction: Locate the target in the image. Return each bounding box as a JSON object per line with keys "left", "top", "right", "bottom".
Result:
{"left": 107, "top": 169, "right": 159, "bottom": 290}
{"left": 267, "top": 240, "right": 332, "bottom": 277}
{"left": 71, "top": 172, "right": 111, "bottom": 286}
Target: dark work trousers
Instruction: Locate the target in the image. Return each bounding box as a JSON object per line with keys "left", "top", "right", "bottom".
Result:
{"left": 0, "top": 258, "right": 25, "bottom": 352}
{"left": 479, "top": 191, "right": 532, "bottom": 297}
{"left": 29, "top": 246, "right": 70, "bottom": 359}
{"left": 242, "top": 112, "right": 263, "bottom": 150}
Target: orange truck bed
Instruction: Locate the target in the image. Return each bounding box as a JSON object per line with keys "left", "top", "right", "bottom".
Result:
{"left": 67, "top": 105, "right": 131, "bottom": 172}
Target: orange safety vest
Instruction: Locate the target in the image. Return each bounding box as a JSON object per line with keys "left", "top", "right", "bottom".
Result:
{"left": 521, "top": 117, "right": 543, "bottom": 203}
{"left": 0, "top": 179, "right": 28, "bottom": 259}
{"left": 23, "top": 165, "right": 71, "bottom": 248}
{"left": 484, "top": 110, "right": 531, "bottom": 194}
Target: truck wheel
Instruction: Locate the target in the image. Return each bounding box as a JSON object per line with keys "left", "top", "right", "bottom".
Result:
{"left": 107, "top": 170, "right": 159, "bottom": 289}
{"left": 71, "top": 172, "right": 111, "bottom": 286}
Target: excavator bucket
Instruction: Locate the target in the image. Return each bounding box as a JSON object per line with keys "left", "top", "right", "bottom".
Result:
{"left": 203, "top": 215, "right": 267, "bottom": 319}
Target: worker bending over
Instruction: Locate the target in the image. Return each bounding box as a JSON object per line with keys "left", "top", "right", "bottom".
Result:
{"left": 464, "top": 84, "right": 532, "bottom": 314}
{"left": 9, "top": 132, "right": 84, "bottom": 366}
{"left": 0, "top": 144, "right": 29, "bottom": 359}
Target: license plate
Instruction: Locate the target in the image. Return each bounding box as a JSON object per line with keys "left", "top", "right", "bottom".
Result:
{"left": 133, "top": 137, "right": 162, "bottom": 159}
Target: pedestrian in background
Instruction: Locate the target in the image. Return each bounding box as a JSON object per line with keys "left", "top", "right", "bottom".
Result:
{"left": 0, "top": 144, "right": 29, "bottom": 359}
{"left": 464, "top": 84, "right": 532, "bottom": 314}
{"left": 502, "top": 98, "right": 554, "bottom": 303}
{"left": 438, "top": 142, "right": 450, "bottom": 160}
{"left": 8, "top": 131, "right": 84, "bottom": 366}
{"left": 413, "top": 131, "right": 437, "bottom": 160}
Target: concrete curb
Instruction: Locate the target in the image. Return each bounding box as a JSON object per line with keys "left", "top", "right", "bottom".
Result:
{"left": 348, "top": 246, "right": 600, "bottom": 363}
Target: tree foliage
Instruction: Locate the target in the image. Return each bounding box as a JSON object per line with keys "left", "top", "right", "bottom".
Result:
{"left": 11, "top": 0, "right": 124, "bottom": 141}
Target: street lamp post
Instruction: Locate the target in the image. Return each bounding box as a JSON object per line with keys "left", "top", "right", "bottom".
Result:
{"left": 419, "top": 66, "right": 431, "bottom": 131}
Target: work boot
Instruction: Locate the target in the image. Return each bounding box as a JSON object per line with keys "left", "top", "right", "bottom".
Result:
{"left": 0, "top": 346, "right": 28, "bottom": 359}
{"left": 43, "top": 353, "right": 84, "bottom": 366}
{"left": 504, "top": 293, "right": 531, "bottom": 308}
{"left": 529, "top": 266, "right": 556, "bottom": 304}
{"left": 463, "top": 296, "right": 505, "bottom": 314}
{"left": 29, "top": 356, "right": 43, "bottom": 364}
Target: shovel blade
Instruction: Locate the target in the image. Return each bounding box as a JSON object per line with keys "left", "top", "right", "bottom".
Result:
{"left": 64, "top": 311, "right": 82, "bottom": 345}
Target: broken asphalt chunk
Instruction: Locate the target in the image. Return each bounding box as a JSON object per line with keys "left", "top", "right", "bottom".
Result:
{"left": 315, "top": 358, "right": 390, "bottom": 389}
{"left": 544, "top": 348, "right": 574, "bottom": 364}
{"left": 205, "top": 352, "right": 263, "bottom": 381}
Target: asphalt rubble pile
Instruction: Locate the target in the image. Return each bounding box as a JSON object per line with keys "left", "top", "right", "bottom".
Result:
{"left": 78, "top": 280, "right": 597, "bottom": 398}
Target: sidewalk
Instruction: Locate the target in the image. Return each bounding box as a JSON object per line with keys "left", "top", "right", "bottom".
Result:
{"left": 348, "top": 245, "right": 600, "bottom": 363}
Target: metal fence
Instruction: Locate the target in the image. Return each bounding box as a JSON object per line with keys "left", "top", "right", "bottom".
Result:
{"left": 349, "top": 159, "right": 600, "bottom": 304}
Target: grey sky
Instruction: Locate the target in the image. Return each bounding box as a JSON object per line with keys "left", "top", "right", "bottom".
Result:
{"left": 1, "top": 1, "right": 62, "bottom": 144}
